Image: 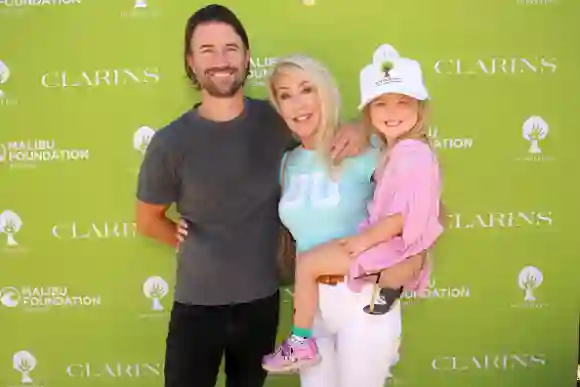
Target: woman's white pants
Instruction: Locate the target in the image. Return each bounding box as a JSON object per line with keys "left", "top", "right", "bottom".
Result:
{"left": 299, "top": 282, "right": 402, "bottom": 387}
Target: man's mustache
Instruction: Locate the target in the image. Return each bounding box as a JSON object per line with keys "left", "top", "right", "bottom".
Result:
{"left": 205, "top": 67, "right": 237, "bottom": 75}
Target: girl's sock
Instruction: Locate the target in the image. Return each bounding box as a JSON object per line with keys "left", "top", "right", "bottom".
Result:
{"left": 291, "top": 326, "right": 312, "bottom": 339}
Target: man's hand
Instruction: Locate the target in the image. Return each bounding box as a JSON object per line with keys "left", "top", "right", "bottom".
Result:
{"left": 363, "top": 253, "right": 426, "bottom": 289}
{"left": 135, "top": 201, "right": 179, "bottom": 248}
{"left": 331, "top": 120, "right": 368, "bottom": 162}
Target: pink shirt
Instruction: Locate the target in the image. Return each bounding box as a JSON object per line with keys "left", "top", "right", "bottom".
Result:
{"left": 348, "top": 139, "right": 443, "bottom": 293}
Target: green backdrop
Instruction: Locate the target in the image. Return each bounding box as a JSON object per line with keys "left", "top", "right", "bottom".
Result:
{"left": 1, "top": 0, "right": 579, "bottom": 386}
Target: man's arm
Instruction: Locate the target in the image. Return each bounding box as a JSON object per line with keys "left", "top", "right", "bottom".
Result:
{"left": 135, "top": 130, "right": 180, "bottom": 249}
{"left": 136, "top": 202, "right": 178, "bottom": 248}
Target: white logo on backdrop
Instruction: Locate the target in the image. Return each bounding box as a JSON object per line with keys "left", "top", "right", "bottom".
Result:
{"left": 134, "top": 0, "right": 147, "bottom": 8}
{"left": 518, "top": 266, "right": 543, "bottom": 302}
{"left": 248, "top": 57, "right": 278, "bottom": 87}
{"left": 143, "top": 276, "right": 168, "bottom": 311}
{"left": 517, "top": 116, "right": 553, "bottom": 162}
{"left": 13, "top": 351, "right": 36, "bottom": 384}
{"left": 402, "top": 277, "right": 470, "bottom": 303}
{"left": 522, "top": 116, "right": 548, "bottom": 154}
{"left": 0, "top": 60, "right": 9, "bottom": 98}
{"left": 0, "top": 210, "right": 22, "bottom": 247}
{"left": 428, "top": 126, "right": 474, "bottom": 150}
{"left": 0, "top": 286, "right": 20, "bottom": 307}
{"left": 0, "top": 286, "right": 101, "bottom": 309}
{"left": 0, "top": 139, "right": 90, "bottom": 167}
{"left": 1, "top": 0, "right": 81, "bottom": 7}
{"left": 133, "top": 126, "right": 156, "bottom": 154}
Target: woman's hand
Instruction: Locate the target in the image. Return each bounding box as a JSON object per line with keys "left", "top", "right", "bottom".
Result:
{"left": 176, "top": 219, "right": 188, "bottom": 244}
{"left": 339, "top": 235, "right": 371, "bottom": 257}
{"left": 363, "top": 253, "right": 426, "bottom": 288}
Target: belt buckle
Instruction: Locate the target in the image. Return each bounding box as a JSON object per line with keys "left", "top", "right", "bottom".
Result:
{"left": 317, "top": 275, "right": 342, "bottom": 286}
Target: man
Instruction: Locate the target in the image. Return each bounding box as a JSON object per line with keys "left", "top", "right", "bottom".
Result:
{"left": 135, "top": 4, "right": 423, "bottom": 387}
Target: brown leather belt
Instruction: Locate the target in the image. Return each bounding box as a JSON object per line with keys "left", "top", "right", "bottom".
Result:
{"left": 316, "top": 275, "right": 345, "bottom": 285}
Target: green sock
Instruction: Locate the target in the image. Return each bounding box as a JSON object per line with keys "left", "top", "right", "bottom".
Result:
{"left": 291, "top": 326, "right": 312, "bottom": 338}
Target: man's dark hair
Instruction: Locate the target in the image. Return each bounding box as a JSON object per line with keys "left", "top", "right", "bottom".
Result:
{"left": 183, "top": 4, "right": 250, "bottom": 89}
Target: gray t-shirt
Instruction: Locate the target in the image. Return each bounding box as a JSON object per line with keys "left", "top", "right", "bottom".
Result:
{"left": 137, "top": 98, "right": 292, "bottom": 305}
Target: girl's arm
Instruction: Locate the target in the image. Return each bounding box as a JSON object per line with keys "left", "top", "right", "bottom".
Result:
{"left": 342, "top": 141, "right": 441, "bottom": 259}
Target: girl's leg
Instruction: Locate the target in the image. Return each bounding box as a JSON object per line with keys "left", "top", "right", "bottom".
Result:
{"left": 262, "top": 240, "right": 352, "bottom": 374}
{"left": 292, "top": 240, "right": 353, "bottom": 336}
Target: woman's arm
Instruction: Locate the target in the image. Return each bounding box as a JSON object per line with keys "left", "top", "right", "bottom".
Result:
{"left": 361, "top": 213, "right": 403, "bottom": 248}
{"left": 376, "top": 252, "right": 426, "bottom": 289}
{"left": 340, "top": 213, "right": 403, "bottom": 256}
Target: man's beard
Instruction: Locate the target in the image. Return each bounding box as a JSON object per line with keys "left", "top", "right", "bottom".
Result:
{"left": 199, "top": 66, "right": 247, "bottom": 98}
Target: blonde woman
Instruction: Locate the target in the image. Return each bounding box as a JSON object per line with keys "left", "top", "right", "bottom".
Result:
{"left": 262, "top": 53, "right": 432, "bottom": 385}
{"left": 261, "top": 52, "right": 443, "bottom": 383}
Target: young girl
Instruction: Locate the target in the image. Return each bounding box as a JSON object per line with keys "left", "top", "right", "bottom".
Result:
{"left": 262, "top": 53, "right": 444, "bottom": 373}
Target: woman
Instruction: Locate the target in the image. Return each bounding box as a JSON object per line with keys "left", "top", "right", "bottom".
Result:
{"left": 262, "top": 52, "right": 442, "bottom": 374}
{"left": 178, "top": 54, "right": 426, "bottom": 387}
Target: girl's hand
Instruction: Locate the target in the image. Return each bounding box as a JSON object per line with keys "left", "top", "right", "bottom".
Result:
{"left": 176, "top": 219, "right": 188, "bottom": 243}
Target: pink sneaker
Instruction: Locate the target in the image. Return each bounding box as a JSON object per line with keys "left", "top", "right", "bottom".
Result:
{"left": 262, "top": 335, "right": 320, "bottom": 373}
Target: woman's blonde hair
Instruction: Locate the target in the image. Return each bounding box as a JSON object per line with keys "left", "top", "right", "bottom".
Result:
{"left": 267, "top": 54, "right": 342, "bottom": 169}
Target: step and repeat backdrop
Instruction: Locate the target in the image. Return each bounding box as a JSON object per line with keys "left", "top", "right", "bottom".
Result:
{"left": 1, "top": 0, "right": 579, "bottom": 386}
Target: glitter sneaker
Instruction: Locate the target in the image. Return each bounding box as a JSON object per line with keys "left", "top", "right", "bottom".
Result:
{"left": 262, "top": 335, "right": 320, "bottom": 373}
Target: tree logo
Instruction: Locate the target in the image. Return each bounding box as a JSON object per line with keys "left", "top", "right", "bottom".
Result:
{"left": 0, "top": 210, "right": 23, "bottom": 247}
{"left": 0, "top": 60, "right": 10, "bottom": 98}
{"left": 522, "top": 116, "right": 548, "bottom": 154}
{"left": 13, "top": 350, "right": 36, "bottom": 384}
{"left": 518, "top": 266, "right": 543, "bottom": 302}
{"left": 143, "top": 276, "right": 168, "bottom": 311}
{"left": 133, "top": 126, "right": 155, "bottom": 154}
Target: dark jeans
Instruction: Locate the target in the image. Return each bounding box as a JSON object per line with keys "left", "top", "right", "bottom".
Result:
{"left": 164, "top": 291, "right": 280, "bottom": 387}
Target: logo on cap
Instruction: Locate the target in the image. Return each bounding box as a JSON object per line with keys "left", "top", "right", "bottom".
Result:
{"left": 381, "top": 61, "right": 394, "bottom": 79}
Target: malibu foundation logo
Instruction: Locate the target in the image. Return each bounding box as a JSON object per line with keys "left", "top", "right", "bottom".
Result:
{"left": 401, "top": 278, "right": 470, "bottom": 305}
{"left": 0, "top": 139, "right": 90, "bottom": 168}
{"left": 140, "top": 276, "right": 169, "bottom": 318}
{"left": 0, "top": 60, "right": 10, "bottom": 98}
{"left": 134, "top": 126, "right": 155, "bottom": 154}
{"left": 512, "top": 266, "right": 546, "bottom": 309}
{"left": 247, "top": 56, "right": 278, "bottom": 88}
{"left": 128, "top": 125, "right": 155, "bottom": 173}
{"left": 0, "top": 286, "right": 20, "bottom": 307}
{"left": 428, "top": 126, "right": 474, "bottom": 150}
{"left": 518, "top": 116, "right": 553, "bottom": 162}
{"left": 0, "top": 209, "right": 25, "bottom": 253}
{"left": 121, "top": 0, "right": 158, "bottom": 18}
{"left": 0, "top": 59, "right": 18, "bottom": 106}
{"left": 0, "top": 285, "right": 101, "bottom": 311}
{"left": 13, "top": 350, "right": 40, "bottom": 386}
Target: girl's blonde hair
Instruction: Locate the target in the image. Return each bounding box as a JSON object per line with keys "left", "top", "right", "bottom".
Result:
{"left": 267, "top": 54, "right": 342, "bottom": 169}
